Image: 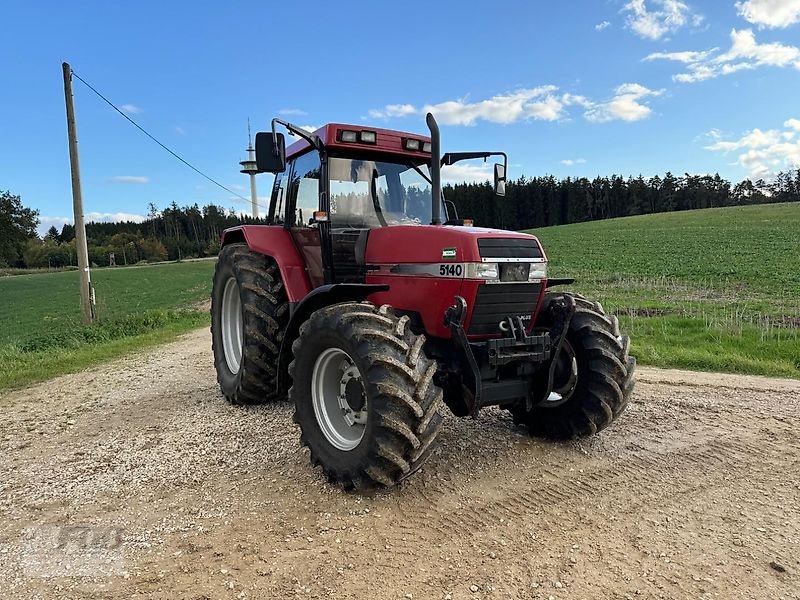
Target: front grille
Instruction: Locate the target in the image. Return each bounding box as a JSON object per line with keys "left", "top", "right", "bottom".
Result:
{"left": 468, "top": 282, "right": 543, "bottom": 335}
{"left": 478, "top": 237, "right": 543, "bottom": 259}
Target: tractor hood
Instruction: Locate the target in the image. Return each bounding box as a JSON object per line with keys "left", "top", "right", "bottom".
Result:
{"left": 363, "top": 225, "right": 547, "bottom": 264}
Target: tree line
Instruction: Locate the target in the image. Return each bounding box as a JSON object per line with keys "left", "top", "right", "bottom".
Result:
{"left": 0, "top": 194, "right": 265, "bottom": 269}
{"left": 444, "top": 169, "right": 800, "bottom": 231}
{"left": 2, "top": 168, "right": 799, "bottom": 268}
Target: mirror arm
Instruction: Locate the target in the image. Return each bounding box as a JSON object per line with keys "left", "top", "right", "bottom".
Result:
{"left": 271, "top": 118, "right": 324, "bottom": 153}
{"left": 442, "top": 151, "right": 508, "bottom": 172}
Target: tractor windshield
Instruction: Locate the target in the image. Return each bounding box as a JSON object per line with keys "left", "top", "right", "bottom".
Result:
{"left": 328, "top": 156, "right": 438, "bottom": 228}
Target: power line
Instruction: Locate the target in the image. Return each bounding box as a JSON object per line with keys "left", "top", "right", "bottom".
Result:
{"left": 69, "top": 68, "right": 269, "bottom": 212}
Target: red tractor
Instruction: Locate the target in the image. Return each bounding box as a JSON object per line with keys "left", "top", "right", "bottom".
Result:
{"left": 211, "top": 114, "right": 635, "bottom": 488}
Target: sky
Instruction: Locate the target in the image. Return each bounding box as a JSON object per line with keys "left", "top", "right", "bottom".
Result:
{"left": 1, "top": 0, "right": 799, "bottom": 234}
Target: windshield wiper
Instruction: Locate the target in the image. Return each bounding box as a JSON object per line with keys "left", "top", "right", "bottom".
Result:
{"left": 370, "top": 168, "right": 388, "bottom": 227}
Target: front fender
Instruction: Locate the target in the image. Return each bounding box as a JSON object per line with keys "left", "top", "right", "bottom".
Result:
{"left": 221, "top": 225, "right": 311, "bottom": 303}
{"left": 277, "top": 283, "right": 389, "bottom": 394}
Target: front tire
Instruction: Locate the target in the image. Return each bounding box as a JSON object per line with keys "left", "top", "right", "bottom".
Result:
{"left": 211, "top": 244, "right": 289, "bottom": 405}
{"left": 511, "top": 292, "right": 636, "bottom": 439}
{"left": 290, "top": 302, "right": 444, "bottom": 489}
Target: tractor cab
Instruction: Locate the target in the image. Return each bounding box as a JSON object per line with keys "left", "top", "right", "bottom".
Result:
{"left": 254, "top": 120, "right": 506, "bottom": 290}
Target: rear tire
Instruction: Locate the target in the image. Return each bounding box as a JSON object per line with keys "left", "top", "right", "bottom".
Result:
{"left": 290, "top": 302, "right": 444, "bottom": 489}
{"left": 511, "top": 292, "right": 635, "bottom": 439}
{"left": 211, "top": 244, "right": 289, "bottom": 405}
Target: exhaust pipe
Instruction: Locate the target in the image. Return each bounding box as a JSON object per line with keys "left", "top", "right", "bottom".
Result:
{"left": 426, "top": 112, "right": 442, "bottom": 225}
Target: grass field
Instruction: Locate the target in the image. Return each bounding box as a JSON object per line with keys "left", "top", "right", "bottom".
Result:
{"left": 528, "top": 202, "right": 800, "bottom": 378}
{"left": 1, "top": 203, "right": 798, "bottom": 391}
{"left": 0, "top": 260, "right": 214, "bottom": 390}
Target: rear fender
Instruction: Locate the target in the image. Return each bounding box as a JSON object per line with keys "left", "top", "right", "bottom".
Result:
{"left": 221, "top": 225, "right": 311, "bottom": 303}
{"left": 277, "top": 283, "right": 389, "bottom": 394}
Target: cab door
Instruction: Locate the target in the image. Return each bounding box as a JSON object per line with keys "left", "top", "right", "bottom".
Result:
{"left": 283, "top": 150, "right": 324, "bottom": 289}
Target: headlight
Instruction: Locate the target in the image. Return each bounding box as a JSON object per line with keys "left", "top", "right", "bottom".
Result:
{"left": 466, "top": 263, "right": 499, "bottom": 280}
{"left": 465, "top": 262, "right": 546, "bottom": 281}
{"left": 528, "top": 262, "right": 547, "bottom": 281}
{"left": 359, "top": 130, "right": 377, "bottom": 144}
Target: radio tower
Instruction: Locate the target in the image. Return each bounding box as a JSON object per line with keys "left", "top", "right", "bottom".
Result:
{"left": 239, "top": 119, "right": 259, "bottom": 218}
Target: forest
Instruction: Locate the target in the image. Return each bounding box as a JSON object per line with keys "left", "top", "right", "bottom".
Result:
{"left": 2, "top": 167, "right": 799, "bottom": 269}
{"left": 6, "top": 201, "right": 266, "bottom": 269}
{"left": 444, "top": 169, "right": 800, "bottom": 231}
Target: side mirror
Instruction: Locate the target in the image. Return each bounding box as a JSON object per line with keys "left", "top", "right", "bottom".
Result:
{"left": 255, "top": 132, "right": 286, "bottom": 173}
{"left": 494, "top": 163, "right": 506, "bottom": 197}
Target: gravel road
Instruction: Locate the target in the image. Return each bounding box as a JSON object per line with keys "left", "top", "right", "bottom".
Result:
{"left": 0, "top": 328, "right": 798, "bottom": 599}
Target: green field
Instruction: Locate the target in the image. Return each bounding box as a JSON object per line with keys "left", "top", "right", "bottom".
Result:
{"left": 528, "top": 202, "right": 800, "bottom": 378}
{"left": 0, "top": 260, "right": 214, "bottom": 390}
{"left": 1, "top": 204, "right": 798, "bottom": 392}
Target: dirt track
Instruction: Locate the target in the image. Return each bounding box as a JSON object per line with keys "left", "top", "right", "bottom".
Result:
{"left": 0, "top": 328, "right": 798, "bottom": 599}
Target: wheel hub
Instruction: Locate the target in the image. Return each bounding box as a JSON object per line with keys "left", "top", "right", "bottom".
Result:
{"left": 343, "top": 378, "right": 366, "bottom": 412}
{"left": 339, "top": 365, "right": 367, "bottom": 426}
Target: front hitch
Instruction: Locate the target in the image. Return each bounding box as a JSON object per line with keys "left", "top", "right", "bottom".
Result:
{"left": 529, "top": 294, "right": 577, "bottom": 410}
{"left": 444, "top": 296, "right": 482, "bottom": 418}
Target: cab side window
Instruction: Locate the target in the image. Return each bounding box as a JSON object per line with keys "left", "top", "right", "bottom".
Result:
{"left": 270, "top": 171, "right": 289, "bottom": 225}
{"left": 287, "top": 151, "right": 321, "bottom": 227}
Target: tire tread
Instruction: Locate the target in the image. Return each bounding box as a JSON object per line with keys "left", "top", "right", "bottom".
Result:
{"left": 289, "top": 302, "right": 444, "bottom": 488}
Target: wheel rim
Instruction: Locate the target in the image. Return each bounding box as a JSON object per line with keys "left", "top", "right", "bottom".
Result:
{"left": 220, "top": 277, "right": 243, "bottom": 374}
{"left": 311, "top": 348, "right": 367, "bottom": 451}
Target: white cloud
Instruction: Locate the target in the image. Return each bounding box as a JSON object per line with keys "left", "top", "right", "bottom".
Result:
{"left": 720, "top": 28, "right": 800, "bottom": 66}
{"left": 369, "top": 87, "right": 570, "bottom": 125}
{"left": 107, "top": 175, "right": 149, "bottom": 184}
{"left": 368, "top": 104, "right": 417, "bottom": 119}
{"left": 120, "top": 104, "right": 142, "bottom": 114}
{"left": 441, "top": 163, "right": 494, "bottom": 184}
{"left": 299, "top": 125, "right": 320, "bottom": 133}
{"left": 278, "top": 108, "right": 308, "bottom": 116}
{"left": 38, "top": 212, "right": 148, "bottom": 235}
{"left": 561, "top": 93, "right": 594, "bottom": 109}
{"left": 367, "top": 84, "right": 660, "bottom": 126}
{"left": 424, "top": 87, "right": 571, "bottom": 125}
{"left": 175, "top": 126, "right": 186, "bottom": 135}
{"left": 784, "top": 118, "right": 800, "bottom": 131}
{"left": 595, "top": 20, "right": 611, "bottom": 31}
{"left": 644, "top": 49, "right": 718, "bottom": 63}
{"left": 736, "top": 0, "right": 800, "bottom": 29}
{"left": 37, "top": 215, "right": 72, "bottom": 236}
{"left": 704, "top": 119, "right": 800, "bottom": 178}
{"left": 694, "top": 128, "right": 724, "bottom": 143}
{"left": 86, "top": 212, "right": 147, "bottom": 223}
{"left": 648, "top": 28, "right": 800, "bottom": 82}
{"left": 560, "top": 158, "right": 587, "bottom": 166}
{"left": 584, "top": 83, "right": 664, "bottom": 123}
{"left": 704, "top": 128, "right": 782, "bottom": 152}
{"left": 622, "top": 0, "right": 703, "bottom": 40}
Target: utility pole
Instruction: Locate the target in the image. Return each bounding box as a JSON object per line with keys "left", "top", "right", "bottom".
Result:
{"left": 62, "top": 62, "right": 94, "bottom": 324}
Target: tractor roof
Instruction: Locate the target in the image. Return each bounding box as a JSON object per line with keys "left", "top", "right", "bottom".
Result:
{"left": 286, "top": 123, "right": 432, "bottom": 161}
